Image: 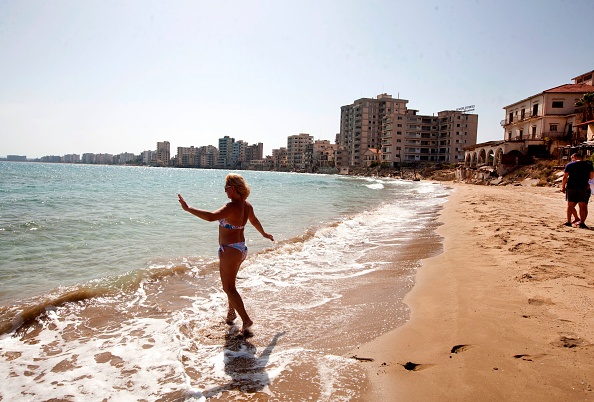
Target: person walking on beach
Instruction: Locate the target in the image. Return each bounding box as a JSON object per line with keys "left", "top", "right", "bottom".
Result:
{"left": 178, "top": 174, "right": 274, "bottom": 335}
{"left": 561, "top": 153, "right": 594, "bottom": 228}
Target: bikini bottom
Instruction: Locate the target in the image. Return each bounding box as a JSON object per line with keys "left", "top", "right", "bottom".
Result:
{"left": 218, "top": 242, "right": 248, "bottom": 261}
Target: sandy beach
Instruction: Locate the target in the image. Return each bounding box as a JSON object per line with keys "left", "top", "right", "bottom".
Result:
{"left": 355, "top": 183, "right": 594, "bottom": 401}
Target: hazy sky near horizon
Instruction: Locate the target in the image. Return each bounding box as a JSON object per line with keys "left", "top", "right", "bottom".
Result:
{"left": 1, "top": 0, "right": 593, "bottom": 158}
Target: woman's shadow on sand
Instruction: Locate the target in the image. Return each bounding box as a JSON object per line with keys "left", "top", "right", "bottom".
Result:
{"left": 199, "top": 330, "right": 286, "bottom": 399}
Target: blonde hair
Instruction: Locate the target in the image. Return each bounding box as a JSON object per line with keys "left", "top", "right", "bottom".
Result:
{"left": 225, "top": 173, "right": 250, "bottom": 200}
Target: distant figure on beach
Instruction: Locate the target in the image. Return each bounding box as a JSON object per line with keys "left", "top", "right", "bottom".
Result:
{"left": 561, "top": 153, "right": 594, "bottom": 228}
{"left": 178, "top": 174, "right": 274, "bottom": 335}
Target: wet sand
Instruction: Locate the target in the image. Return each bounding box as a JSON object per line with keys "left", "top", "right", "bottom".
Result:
{"left": 355, "top": 183, "right": 594, "bottom": 401}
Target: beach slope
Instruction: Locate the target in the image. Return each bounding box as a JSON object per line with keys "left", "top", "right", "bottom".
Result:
{"left": 355, "top": 184, "right": 594, "bottom": 401}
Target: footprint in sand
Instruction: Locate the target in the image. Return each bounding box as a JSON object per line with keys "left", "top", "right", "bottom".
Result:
{"left": 401, "top": 361, "right": 434, "bottom": 371}
{"left": 513, "top": 353, "right": 547, "bottom": 361}
{"left": 528, "top": 297, "right": 555, "bottom": 306}
{"left": 450, "top": 344, "right": 471, "bottom": 354}
{"left": 351, "top": 355, "right": 374, "bottom": 362}
{"left": 550, "top": 335, "right": 586, "bottom": 349}
{"left": 401, "top": 345, "right": 472, "bottom": 371}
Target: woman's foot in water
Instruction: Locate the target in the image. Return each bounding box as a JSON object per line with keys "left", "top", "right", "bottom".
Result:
{"left": 225, "top": 309, "right": 237, "bottom": 325}
{"left": 241, "top": 319, "right": 254, "bottom": 337}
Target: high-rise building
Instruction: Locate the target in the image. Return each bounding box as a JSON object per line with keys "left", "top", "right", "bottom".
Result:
{"left": 63, "top": 154, "right": 80, "bottom": 163}
{"left": 95, "top": 154, "right": 114, "bottom": 164}
{"left": 312, "top": 140, "right": 337, "bottom": 167}
{"left": 381, "top": 109, "right": 478, "bottom": 165}
{"left": 82, "top": 153, "right": 96, "bottom": 164}
{"left": 271, "top": 147, "right": 288, "bottom": 170}
{"left": 7, "top": 155, "right": 27, "bottom": 161}
{"left": 197, "top": 145, "right": 218, "bottom": 168}
{"left": 287, "top": 133, "right": 313, "bottom": 170}
{"left": 217, "top": 136, "right": 235, "bottom": 168}
{"left": 340, "top": 93, "right": 478, "bottom": 167}
{"left": 246, "top": 143, "right": 264, "bottom": 163}
{"left": 231, "top": 140, "right": 248, "bottom": 168}
{"left": 177, "top": 146, "right": 197, "bottom": 167}
{"left": 156, "top": 141, "right": 170, "bottom": 167}
{"left": 339, "top": 94, "right": 407, "bottom": 168}
{"left": 142, "top": 150, "right": 155, "bottom": 165}
{"left": 436, "top": 110, "right": 478, "bottom": 163}
{"left": 117, "top": 152, "right": 136, "bottom": 165}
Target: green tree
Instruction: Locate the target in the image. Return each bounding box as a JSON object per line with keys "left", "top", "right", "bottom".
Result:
{"left": 576, "top": 92, "right": 594, "bottom": 123}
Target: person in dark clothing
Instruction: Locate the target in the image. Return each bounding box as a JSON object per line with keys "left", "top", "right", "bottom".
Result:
{"left": 561, "top": 153, "right": 594, "bottom": 228}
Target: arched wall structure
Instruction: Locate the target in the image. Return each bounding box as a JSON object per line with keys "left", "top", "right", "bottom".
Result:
{"left": 463, "top": 141, "right": 525, "bottom": 169}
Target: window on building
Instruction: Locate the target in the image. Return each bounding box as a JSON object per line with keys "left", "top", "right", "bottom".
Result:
{"left": 532, "top": 126, "right": 537, "bottom": 138}
{"left": 521, "top": 109, "right": 525, "bottom": 119}
{"left": 550, "top": 124, "right": 558, "bottom": 132}
{"left": 532, "top": 104, "right": 538, "bottom": 116}
{"left": 552, "top": 101, "right": 564, "bottom": 108}
{"left": 509, "top": 112, "right": 514, "bottom": 123}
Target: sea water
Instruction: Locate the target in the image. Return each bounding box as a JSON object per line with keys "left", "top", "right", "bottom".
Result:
{"left": 0, "top": 162, "right": 450, "bottom": 401}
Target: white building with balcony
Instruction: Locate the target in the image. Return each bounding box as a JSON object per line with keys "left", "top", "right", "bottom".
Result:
{"left": 462, "top": 78, "right": 594, "bottom": 176}
{"left": 501, "top": 83, "right": 594, "bottom": 149}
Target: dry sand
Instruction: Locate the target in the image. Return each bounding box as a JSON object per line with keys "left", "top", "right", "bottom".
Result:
{"left": 354, "top": 183, "right": 594, "bottom": 401}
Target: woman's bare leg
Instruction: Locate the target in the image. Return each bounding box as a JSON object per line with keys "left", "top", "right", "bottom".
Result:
{"left": 219, "top": 247, "right": 253, "bottom": 332}
{"left": 226, "top": 308, "right": 237, "bottom": 324}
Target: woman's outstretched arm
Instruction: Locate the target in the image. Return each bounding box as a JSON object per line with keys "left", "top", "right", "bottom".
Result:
{"left": 248, "top": 206, "right": 274, "bottom": 241}
{"left": 178, "top": 194, "right": 226, "bottom": 222}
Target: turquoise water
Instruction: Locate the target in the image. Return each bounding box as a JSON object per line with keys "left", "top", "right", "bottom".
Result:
{"left": 0, "top": 162, "right": 446, "bottom": 304}
{"left": 0, "top": 161, "right": 450, "bottom": 401}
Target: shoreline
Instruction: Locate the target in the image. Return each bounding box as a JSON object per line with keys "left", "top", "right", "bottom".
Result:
{"left": 0, "top": 170, "right": 449, "bottom": 400}
{"left": 354, "top": 183, "right": 594, "bottom": 401}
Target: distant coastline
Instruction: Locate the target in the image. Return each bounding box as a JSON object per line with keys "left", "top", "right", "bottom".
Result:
{"left": 0, "top": 158, "right": 456, "bottom": 182}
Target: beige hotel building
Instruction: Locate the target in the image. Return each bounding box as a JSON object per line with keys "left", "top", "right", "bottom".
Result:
{"left": 338, "top": 93, "right": 478, "bottom": 168}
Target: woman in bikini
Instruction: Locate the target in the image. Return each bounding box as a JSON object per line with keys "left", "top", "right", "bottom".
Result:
{"left": 178, "top": 173, "right": 274, "bottom": 335}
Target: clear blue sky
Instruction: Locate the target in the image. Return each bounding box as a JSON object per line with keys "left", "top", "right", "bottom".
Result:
{"left": 1, "top": 0, "right": 593, "bottom": 158}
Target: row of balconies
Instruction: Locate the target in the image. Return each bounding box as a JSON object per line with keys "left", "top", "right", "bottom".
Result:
{"left": 375, "top": 132, "right": 452, "bottom": 142}
{"left": 500, "top": 112, "right": 540, "bottom": 126}
{"left": 349, "top": 124, "right": 460, "bottom": 134}
{"left": 502, "top": 105, "right": 586, "bottom": 127}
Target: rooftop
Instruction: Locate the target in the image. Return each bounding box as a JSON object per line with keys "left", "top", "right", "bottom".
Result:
{"left": 504, "top": 83, "right": 594, "bottom": 109}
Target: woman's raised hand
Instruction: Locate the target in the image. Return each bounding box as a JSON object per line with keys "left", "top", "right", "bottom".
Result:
{"left": 178, "top": 194, "right": 189, "bottom": 211}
